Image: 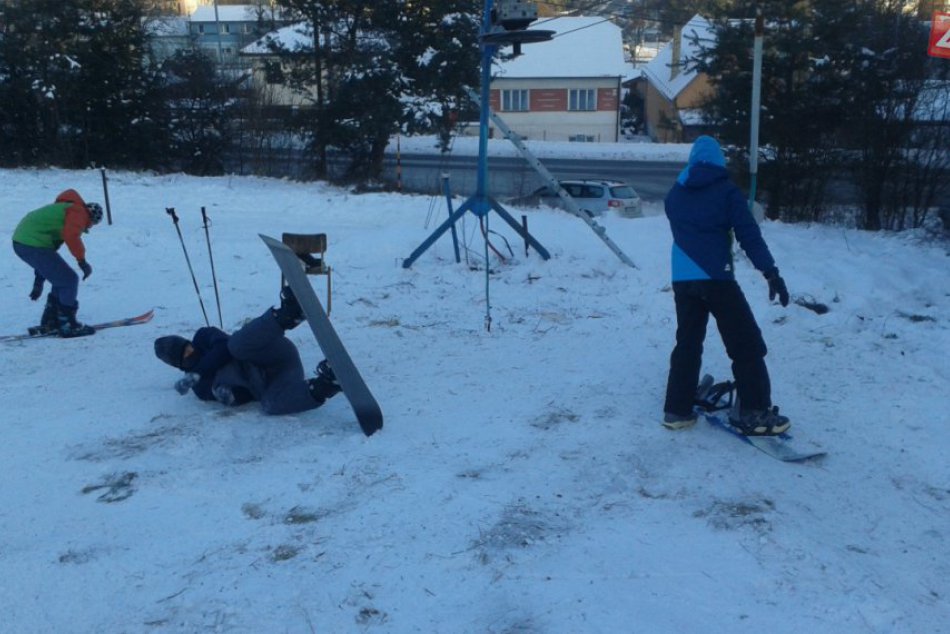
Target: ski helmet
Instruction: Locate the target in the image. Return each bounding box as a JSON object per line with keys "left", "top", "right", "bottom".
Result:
{"left": 86, "top": 202, "right": 104, "bottom": 225}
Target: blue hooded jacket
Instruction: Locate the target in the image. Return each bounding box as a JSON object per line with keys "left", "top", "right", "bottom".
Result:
{"left": 664, "top": 136, "right": 775, "bottom": 282}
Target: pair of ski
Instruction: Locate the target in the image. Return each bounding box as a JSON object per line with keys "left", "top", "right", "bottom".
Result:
{"left": 693, "top": 374, "right": 825, "bottom": 463}
{"left": 0, "top": 309, "right": 155, "bottom": 342}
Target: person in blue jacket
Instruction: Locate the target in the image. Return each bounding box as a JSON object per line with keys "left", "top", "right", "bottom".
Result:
{"left": 153, "top": 287, "right": 340, "bottom": 415}
{"left": 662, "top": 135, "right": 790, "bottom": 436}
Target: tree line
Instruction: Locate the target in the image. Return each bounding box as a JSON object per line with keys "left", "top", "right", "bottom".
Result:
{"left": 690, "top": 0, "right": 950, "bottom": 231}
{"left": 0, "top": 0, "right": 480, "bottom": 180}
{"left": 1, "top": 0, "right": 946, "bottom": 231}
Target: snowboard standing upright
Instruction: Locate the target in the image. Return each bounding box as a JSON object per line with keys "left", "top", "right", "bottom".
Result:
{"left": 261, "top": 234, "right": 383, "bottom": 436}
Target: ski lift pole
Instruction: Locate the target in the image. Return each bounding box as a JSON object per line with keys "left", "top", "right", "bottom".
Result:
{"left": 200, "top": 206, "right": 223, "bottom": 328}
{"left": 748, "top": 9, "right": 764, "bottom": 210}
{"left": 165, "top": 207, "right": 210, "bottom": 327}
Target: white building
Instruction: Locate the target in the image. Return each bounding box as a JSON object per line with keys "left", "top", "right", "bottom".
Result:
{"left": 488, "top": 16, "right": 630, "bottom": 142}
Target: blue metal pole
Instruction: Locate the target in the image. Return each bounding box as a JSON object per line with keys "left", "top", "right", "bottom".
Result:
{"left": 473, "top": 0, "right": 494, "bottom": 216}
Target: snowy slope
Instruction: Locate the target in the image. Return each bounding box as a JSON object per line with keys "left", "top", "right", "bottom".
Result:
{"left": 0, "top": 166, "right": 947, "bottom": 633}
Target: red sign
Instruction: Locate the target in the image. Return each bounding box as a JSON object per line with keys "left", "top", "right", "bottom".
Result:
{"left": 929, "top": 12, "right": 950, "bottom": 59}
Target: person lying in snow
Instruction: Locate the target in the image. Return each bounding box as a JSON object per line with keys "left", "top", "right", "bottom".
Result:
{"left": 153, "top": 286, "right": 340, "bottom": 414}
{"left": 661, "top": 135, "right": 791, "bottom": 436}
{"left": 12, "top": 189, "right": 104, "bottom": 337}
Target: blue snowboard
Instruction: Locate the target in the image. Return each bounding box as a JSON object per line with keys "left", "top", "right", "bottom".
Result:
{"left": 695, "top": 374, "right": 825, "bottom": 463}
{"left": 261, "top": 235, "right": 383, "bottom": 436}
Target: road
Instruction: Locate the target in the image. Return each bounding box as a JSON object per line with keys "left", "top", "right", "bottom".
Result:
{"left": 380, "top": 153, "right": 683, "bottom": 202}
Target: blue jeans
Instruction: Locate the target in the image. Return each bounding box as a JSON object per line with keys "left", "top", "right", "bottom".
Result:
{"left": 12, "top": 241, "right": 79, "bottom": 307}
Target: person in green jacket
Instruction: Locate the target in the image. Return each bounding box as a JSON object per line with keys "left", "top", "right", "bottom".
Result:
{"left": 12, "top": 189, "right": 103, "bottom": 337}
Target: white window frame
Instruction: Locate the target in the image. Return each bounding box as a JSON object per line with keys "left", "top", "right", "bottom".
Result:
{"left": 501, "top": 89, "right": 529, "bottom": 112}
{"left": 569, "top": 88, "right": 596, "bottom": 111}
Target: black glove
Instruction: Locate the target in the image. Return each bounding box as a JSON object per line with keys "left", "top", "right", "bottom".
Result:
{"left": 78, "top": 259, "right": 93, "bottom": 281}
{"left": 765, "top": 268, "right": 789, "bottom": 307}
{"left": 29, "top": 274, "right": 45, "bottom": 301}
{"left": 174, "top": 372, "right": 200, "bottom": 395}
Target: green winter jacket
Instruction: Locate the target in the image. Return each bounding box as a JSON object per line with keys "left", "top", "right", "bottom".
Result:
{"left": 13, "top": 203, "right": 69, "bottom": 250}
{"left": 12, "top": 189, "right": 92, "bottom": 260}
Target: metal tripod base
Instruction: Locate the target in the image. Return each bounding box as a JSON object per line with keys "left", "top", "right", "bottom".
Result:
{"left": 402, "top": 195, "right": 550, "bottom": 269}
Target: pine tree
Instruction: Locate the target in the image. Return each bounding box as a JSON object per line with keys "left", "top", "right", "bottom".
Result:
{"left": 267, "top": 1, "right": 480, "bottom": 179}
{"left": 0, "top": 0, "right": 167, "bottom": 169}
{"left": 693, "top": 0, "right": 950, "bottom": 227}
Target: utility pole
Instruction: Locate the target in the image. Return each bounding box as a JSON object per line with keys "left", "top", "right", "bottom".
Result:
{"left": 748, "top": 8, "right": 764, "bottom": 211}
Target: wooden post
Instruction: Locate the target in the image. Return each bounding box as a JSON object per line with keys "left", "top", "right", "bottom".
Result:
{"left": 522, "top": 214, "right": 529, "bottom": 256}
{"left": 100, "top": 168, "right": 113, "bottom": 225}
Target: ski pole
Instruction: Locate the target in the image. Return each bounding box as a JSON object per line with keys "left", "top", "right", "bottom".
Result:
{"left": 200, "top": 206, "right": 223, "bottom": 328}
{"left": 165, "top": 207, "right": 209, "bottom": 327}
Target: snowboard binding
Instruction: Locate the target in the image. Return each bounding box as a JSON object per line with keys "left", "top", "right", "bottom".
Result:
{"left": 694, "top": 374, "right": 736, "bottom": 413}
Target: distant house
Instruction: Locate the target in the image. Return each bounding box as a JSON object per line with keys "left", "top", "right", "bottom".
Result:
{"left": 487, "top": 16, "right": 629, "bottom": 142}
{"left": 189, "top": 4, "right": 275, "bottom": 66}
{"left": 240, "top": 22, "right": 318, "bottom": 108}
{"left": 640, "top": 14, "right": 716, "bottom": 143}
{"left": 145, "top": 16, "right": 191, "bottom": 65}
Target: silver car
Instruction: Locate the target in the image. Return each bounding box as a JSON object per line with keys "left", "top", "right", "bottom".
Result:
{"left": 509, "top": 179, "right": 643, "bottom": 218}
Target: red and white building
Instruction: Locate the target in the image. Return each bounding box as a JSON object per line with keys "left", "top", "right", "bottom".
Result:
{"left": 485, "top": 16, "right": 630, "bottom": 142}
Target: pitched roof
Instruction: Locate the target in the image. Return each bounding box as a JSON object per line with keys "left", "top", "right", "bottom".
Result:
{"left": 190, "top": 5, "right": 260, "bottom": 23}
{"left": 494, "top": 16, "right": 628, "bottom": 79}
{"left": 641, "top": 14, "right": 714, "bottom": 101}
{"left": 242, "top": 22, "right": 311, "bottom": 55}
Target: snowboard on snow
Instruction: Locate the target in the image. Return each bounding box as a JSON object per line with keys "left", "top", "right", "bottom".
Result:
{"left": 694, "top": 374, "right": 826, "bottom": 463}
{"left": 261, "top": 234, "right": 383, "bottom": 437}
{"left": 0, "top": 309, "right": 155, "bottom": 343}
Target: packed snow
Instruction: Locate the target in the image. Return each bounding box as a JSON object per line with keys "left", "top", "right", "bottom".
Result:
{"left": 1, "top": 163, "right": 947, "bottom": 633}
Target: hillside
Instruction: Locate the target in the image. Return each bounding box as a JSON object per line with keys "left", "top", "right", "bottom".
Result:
{"left": 1, "top": 167, "right": 947, "bottom": 633}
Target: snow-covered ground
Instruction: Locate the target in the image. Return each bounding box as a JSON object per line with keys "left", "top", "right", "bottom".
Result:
{"left": 1, "top": 165, "right": 947, "bottom": 633}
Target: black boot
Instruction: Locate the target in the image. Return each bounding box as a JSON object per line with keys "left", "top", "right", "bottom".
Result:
{"left": 29, "top": 294, "right": 61, "bottom": 335}
{"left": 56, "top": 302, "right": 96, "bottom": 338}
{"left": 272, "top": 285, "right": 304, "bottom": 330}
{"left": 307, "top": 360, "right": 341, "bottom": 404}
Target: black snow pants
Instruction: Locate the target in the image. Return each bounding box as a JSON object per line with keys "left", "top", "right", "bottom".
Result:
{"left": 664, "top": 280, "right": 771, "bottom": 417}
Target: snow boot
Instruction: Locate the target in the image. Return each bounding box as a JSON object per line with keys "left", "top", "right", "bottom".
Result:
{"left": 307, "top": 359, "right": 341, "bottom": 404}
{"left": 213, "top": 385, "right": 236, "bottom": 406}
{"left": 662, "top": 411, "right": 697, "bottom": 430}
{"left": 272, "top": 284, "right": 304, "bottom": 330}
{"left": 28, "top": 294, "right": 61, "bottom": 335}
{"left": 56, "top": 302, "right": 96, "bottom": 338}
{"left": 729, "top": 406, "right": 791, "bottom": 436}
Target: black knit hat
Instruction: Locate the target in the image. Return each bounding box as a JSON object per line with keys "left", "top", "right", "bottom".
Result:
{"left": 154, "top": 335, "right": 190, "bottom": 369}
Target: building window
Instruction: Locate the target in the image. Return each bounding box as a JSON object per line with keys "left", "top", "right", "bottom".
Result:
{"left": 501, "top": 89, "right": 529, "bottom": 112}
{"left": 569, "top": 89, "right": 596, "bottom": 111}
{"left": 264, "top": 61, "right": 284, "bottom": 84}
{"left": 198, "top": 24, "right": 205, "bottom": 34}
{"left": 569, "top": 134, "right": 596, "bottom": 142}
{"left": 223, "top": 24, "right": 230, "bottom": 34}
